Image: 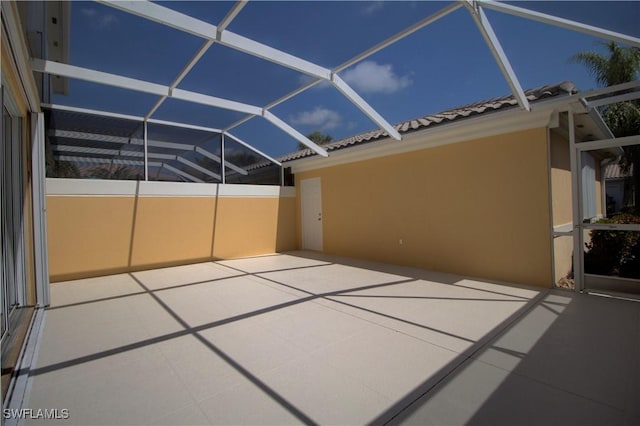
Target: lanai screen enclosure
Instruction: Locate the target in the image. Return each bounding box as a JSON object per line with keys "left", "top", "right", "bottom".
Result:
{"left": 1, "top": 1, "right": 640, "bottom": 419}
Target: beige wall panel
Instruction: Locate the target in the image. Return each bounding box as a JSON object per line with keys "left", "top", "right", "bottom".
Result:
{"left": 550, "top": 131, "right": 572, "bottom": 227}
{"left": 129, "top": 197, "right": 216, "bottom": 268}
{"left": 553, "top": 235, "right": 573, "bottom": 284}
{"left": 47, "top": 193, "right": 297, "bottom": 281}
{"left": 47, "top": 197, "right": 136, "bottom": 281}
{"left": 212, "top": 197, "right": 296, "bottom": 259}
{"left": 296, "top": 128, "right": 553, "bottom": 287}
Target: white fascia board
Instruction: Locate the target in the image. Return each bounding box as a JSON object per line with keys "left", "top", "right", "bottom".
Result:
{"left": 261, "top": 111, "right": 329, "bottom": 157}
{"left": 223, "top": 132, "right": 283, "bottom": 166}
{"left": 171, "top": 88, "right": 262, "bottom": 115}
{"left": 287, "top": 105, "right": 557, "bottom": 173}
{"left": 479, "top": 0, "right": 640, "bottom": 48}
{"left": 32, "top": 59, "right": 168, "bottom": 97}
{"left": 177, "top": 157, "right": 221, "bottom": 180}
{"left": 466, "top": 4, "right": 530, "bottom": 111}
{"left": 331, "top": 74, "right": 402, "bottom": 140}
{"left": 96, "top": 0, "right": 217, "bottom": 40}
{"left": 218, "top": 30, "right": 331, "bottom": 80}
{"left": 46, "top": 178, "right": 293, "bottom": 197}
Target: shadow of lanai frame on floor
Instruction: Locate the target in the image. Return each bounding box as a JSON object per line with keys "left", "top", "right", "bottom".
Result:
{"left": 1, "top": 0, "right": 639, "bottom": 417}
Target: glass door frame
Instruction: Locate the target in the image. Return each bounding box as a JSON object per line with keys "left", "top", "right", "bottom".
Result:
{"left": 571, "top": 122, "right": 640, "bottom": 294}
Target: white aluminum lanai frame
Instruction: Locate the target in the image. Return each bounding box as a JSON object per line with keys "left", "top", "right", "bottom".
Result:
{"left": 32, "top": 0, "right": 640, "bottom": 184}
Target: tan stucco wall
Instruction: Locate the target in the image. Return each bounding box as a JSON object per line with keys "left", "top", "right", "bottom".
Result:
{"left": 550, "top": 131, "right": 572, "bottom": 227}
{"left": 46, "top": 194, "right": 296, "bottom": 282}
{"left": 553, "top": 235, "right": 573, "bottom": 284}
{"left": 295, "top": 128, "right": 553, "bottom": 288}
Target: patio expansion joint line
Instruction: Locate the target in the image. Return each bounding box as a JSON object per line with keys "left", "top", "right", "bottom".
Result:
{"left": 378, "top": 288, "right": 552, "bottom": 424}
{"left": 46, "top": 272, "right": 251, "bottom": 311}
{"left": 126, "top": 273, "right": 319, "bottom": 426}
{"left": 470, "top": 354, "right": 627, "bottom": 414}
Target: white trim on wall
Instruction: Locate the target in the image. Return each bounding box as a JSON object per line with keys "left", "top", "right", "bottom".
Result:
{"left": 288, "top": 106, "right": 558, "bottom": 173}
{"left": 46, "top": 178, "right": 296, "bottom": 198}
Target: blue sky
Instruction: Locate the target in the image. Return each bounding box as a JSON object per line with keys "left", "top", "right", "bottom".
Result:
{"left": 53, "top": 1, "right": 640, "bottom": 157}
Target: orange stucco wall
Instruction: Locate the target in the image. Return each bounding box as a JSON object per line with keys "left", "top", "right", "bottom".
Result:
{"left": 296, "top": 127, "right": 553, "bottom": 288}
{"left": 46, "top": 191, "right": 296, "bottom": 282}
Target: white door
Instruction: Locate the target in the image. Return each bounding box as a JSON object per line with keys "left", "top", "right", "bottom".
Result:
{"left": 301, "top": 177, "right": 323, "bottom": 251}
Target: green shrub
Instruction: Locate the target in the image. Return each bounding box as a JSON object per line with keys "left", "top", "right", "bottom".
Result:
{"left": 584, "top": 214, "right": 640, "bottom": 278}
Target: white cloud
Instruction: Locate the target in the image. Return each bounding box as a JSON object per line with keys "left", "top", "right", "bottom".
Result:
{"left": 97, "top": 14, "right": 118, "bottom": 29}
{"left": 341, "top": 61, "right": 412, "bottom": 95}
{"left": 82, "top": 8, "right": 97, "bottom": 17}
{"left": 82, "top": 8, "right": 118, "bottom": 29}
{"left": 290, "top": 107, "right": 342, "bottom": 131}
{"left": 362, "top": 1, "right": 384, "bottom": 16}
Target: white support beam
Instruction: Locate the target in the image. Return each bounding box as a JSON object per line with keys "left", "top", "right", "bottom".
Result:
{"left": 54, "top": 144, "right": 177, "bottom": 160}
{"left": 34, "top": 60, "right": 263, "bottom": 115}
{"left": 223, "top": 114, "right": 257, "bottom": 133}
{"left": 261, "top": 111, "right": 329, "bottom": 157}
{"left": 50, "top": 129, "right": 191, "bottom": 151}
{"left": 159, "top": 163, "right": 204, "bottom": 183}
{"left": 171, "top": 87, "right": 262, "bottom": 115}
{"left": 145, "top": 39, "right": 215, "bottom": 119}
{"left": 465, "top": 2, "right": 530, "bottom": 111}
{"left": 146, "top": 118, "right": 222, "bottom": 134}
{"left": 331, "top": 74, "right": 402, "bottom": 140}
{"left": 96, "top": 0, "right": 218, "bottom": 40}
{"left": 217, "top": 1, "right": 248, "bottom": 33}
{"left": 226, "top": 2, "right": 464, "bottom": 134}
{"left": 479, "top": 0, "right": 640, "bottom": 48}
{"left": 223, "top": 132, "right": 282, "bottom": 166}
{"left": 177, "top": 157, "right": 221, "bottom": 180}
{"left": 584, "top": 91, "right": 640, "bottom": 108}
{"left": 335, "top": 2, "right": 464, "bottom": 73}
{"left": 575, "top": 135, "right": 640, "bottom": 152}
{"left": 195, "top": 146, "right": 248, "bottom": 175}
{"left": 31, "top": 58, "right": 168, "bottom": 96}
{"left": 42, "top": 103, "right": 145, "bottom": 122}
{"left": 218, "top": 30, "right": 331, "bottom": 79}
{"left": 56, "top": 154, "right": 145, "bottom": 167}
{"left": 50, "top": 129, "right": 248, "bottom": 175}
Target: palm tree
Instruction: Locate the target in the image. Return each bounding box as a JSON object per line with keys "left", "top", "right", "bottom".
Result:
{"left": 297, "top": 131, "right": 333, "bottom": 150}
{"left": 572, "top": 41, "right": 640, "bottom": 213}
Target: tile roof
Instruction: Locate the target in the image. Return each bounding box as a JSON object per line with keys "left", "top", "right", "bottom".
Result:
{"left": 248, "top": 81, "right": 577, "bottom": 170}
{"left": 604, "top": 162, "right": 632, "bottom": 179}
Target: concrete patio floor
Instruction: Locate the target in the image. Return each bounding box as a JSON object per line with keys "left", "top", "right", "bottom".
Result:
{"left": 22, "top": 252, "right": 640, "bottom": 425}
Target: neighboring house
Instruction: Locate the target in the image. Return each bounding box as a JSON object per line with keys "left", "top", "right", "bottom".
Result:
{"left": 604, "top": 161, "right": 634, "bottom": 214}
